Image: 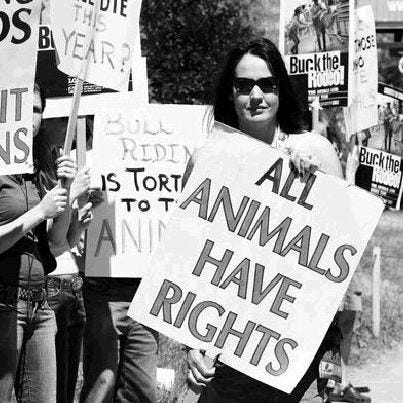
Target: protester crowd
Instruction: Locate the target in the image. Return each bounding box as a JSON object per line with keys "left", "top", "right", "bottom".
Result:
{"left": 0, "top": 37, "right": 371, "bottom": 403}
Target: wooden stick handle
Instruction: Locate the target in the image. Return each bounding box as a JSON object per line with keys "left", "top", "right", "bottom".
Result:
{"left": 63, "top": 78, "right": 84, "bottom": 156}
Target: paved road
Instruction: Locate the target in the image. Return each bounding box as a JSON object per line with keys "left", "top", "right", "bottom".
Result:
{"left": 349, "top": 345, "right": 403, "bottom": 403}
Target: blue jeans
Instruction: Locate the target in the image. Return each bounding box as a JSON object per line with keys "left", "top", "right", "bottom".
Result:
{"left": 80, "top": 278, "right": 159, "bottom": 403}
{"left": 48, "top": 286, "right": 86, "bottom": 403}
{"left": 0, "top": 300, "right": 57, "bottom": 403}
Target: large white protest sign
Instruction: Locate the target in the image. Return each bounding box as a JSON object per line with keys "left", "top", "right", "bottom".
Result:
{"left": 128, "top": 126, "right": 383, "bottom": 393}
{"left": 85, "top": 104, "right": 209, "bottom": 277}
{"left": 0, "top": 0, "right": 41, "bottom": 175}
{"left": 343, "top": 6, "right": 378, "bottom": 137}
{"left": 50, "top": 0, "right": 142, "bottom": 91}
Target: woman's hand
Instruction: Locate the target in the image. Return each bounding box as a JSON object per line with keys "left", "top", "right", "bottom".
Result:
{"left": 187, "top": 349, "right": 215, "bottom": 392}
{"left": 70, "top": 167, "right": 91, "bottom": 203}
{"left": 56, "top": 155, "right": 77, "bottom": 186}
{"left": 36, "top": 186, "right": 68, "bottom": 219}
{"left": 286, "top": 147, "right": 320, "bottom": 177}
{"left": 78, "top": 202, "right": 93, "bottom": 229}
{"left": 88, "top": 188, "right": 104, "bottom": 209}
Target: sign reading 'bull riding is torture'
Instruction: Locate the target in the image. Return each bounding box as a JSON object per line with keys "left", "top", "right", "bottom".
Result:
{"left": 129, "top": 129, "right": 383, "bottom": 393}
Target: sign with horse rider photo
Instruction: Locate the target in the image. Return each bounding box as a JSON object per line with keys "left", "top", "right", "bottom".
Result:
{"left": 279, "top": 0, "right": 355, "bottom": 108}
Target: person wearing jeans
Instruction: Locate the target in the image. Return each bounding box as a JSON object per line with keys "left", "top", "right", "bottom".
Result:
{"left": 80, "top": 278, "right": 159, "bottom": 403}
{"left": 0, "top": 83, "right": 75, "bottom": 402}
{"left": 47, "top": 273, "right": 86, "bottom": 403}
{"left": 0, "top": 292, "right": 57, "bottom": 402}
{"left": 36, "top": 115, "right": 93, "bottom": 403}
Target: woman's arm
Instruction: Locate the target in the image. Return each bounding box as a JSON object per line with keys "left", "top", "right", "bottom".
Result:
{"left": 47, "top": 155, "right": 77, "bottom": 249}
{"left": 67, "top": 202, "right": 93, "bottom": 249}
{"left": 286, "top": 132, "right": 343, "bottom": 179}
{"left": 0, "top": 186, "right": 68, "bottom": 254}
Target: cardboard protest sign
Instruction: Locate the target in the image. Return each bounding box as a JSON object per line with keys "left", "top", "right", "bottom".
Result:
{"left": 350, "top": 83, "right": 403, "bottom": 209}
{"left": 343, "top": 6, "right": 378, "bottom": 136}
{"left": 50, "top": 0, "right": 142, "bottom": 91}
{"left": 85, "top": 104, "right": 209, "bottom": 277}
{"left": 128, "top": 126, "right": 383, "bottom": 393}
{"left": 355, "top": 147, "right": 402, "bottom": 210}
{"left": 350, "top": 84, "right": 403, "bottom": 155}
{"left": 37, "top": 24, "right": 115, "bottom": 97}
{"left": 0, "top": 0, "right": 41, "bottom": 175}
{"left": 279, "top": 0, "right": 354, "bottom": 107}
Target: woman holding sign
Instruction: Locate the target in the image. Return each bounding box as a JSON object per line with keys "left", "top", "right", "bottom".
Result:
{"left": 185, "top": 38, "right": 343, "bottom": 403}
{"left": 0, "top": 83, "right": 77, "bottom": 403}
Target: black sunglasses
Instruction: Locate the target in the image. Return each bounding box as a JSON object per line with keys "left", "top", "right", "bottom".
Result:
{"left": 233, "top": 77, "right": 279, "bottom": 94}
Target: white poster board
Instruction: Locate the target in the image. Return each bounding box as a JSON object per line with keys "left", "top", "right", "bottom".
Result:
{"left": 0, "top": 0, "right": 41, "bottom": 174}
{"left": 343, "top": 6, "right": 378, "bottom": 138}
{"left": 85, "top": 104, "right": 209, "bottom": 277}
{"left": 128, "top": 127, "right": 384, "bottom": 393}
{"left": 50, "top": 0, "right": 142, "bottom": 91}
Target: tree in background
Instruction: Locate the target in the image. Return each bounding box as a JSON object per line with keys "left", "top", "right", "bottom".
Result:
{"left": 140, "top": 0, "right": 279, "bottom": 104}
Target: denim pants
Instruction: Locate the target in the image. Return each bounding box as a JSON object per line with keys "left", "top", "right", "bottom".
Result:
{"left": 48, "top": 287, "right": 86, "bottom": 403}
{"left": 0, "top": 300, "right": 57, "bottom": 403}
{"left": 80, "top": 278, "right": 159, "bottom": 403}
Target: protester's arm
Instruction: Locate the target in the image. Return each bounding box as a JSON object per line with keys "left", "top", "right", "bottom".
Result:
{"left": 0, "top": 187, "right": 68, "bottom": 254}
{"left": 286, "top": 131, "right": 343, "bottom": 179}
{"left": 67, "top": 202, "right": 93, "bottom": 248}
{"left": 70, "top": 167, "right": 90, "bottom": 203}
{"left": 47, "top": 155, "right": 77, "bottom": 249}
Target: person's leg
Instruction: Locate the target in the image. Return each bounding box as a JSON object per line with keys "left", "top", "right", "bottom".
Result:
{"left": 0, "top": 303, "right": 21, "bottom": 402}
{"left": 114, "top": 302, "right": 159, "bottom": 403}
{"left": 80, "top": 284, "right": 119, "bottom": 403}
{"left": 48, "top": 290, "right": 71, "bottom": 403}
{"left": 48, "top": 287, "right": 86, "bottom": 403}
{"left": 66, "top": 289, "right": 85, "bottom": 403}
{"left": 17, "top": 301, "right": 57, "bottom": 403}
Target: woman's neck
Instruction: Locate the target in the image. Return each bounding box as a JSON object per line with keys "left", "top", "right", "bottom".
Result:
{"left": 239, "top": 121, "right": 277, "bottom": 145}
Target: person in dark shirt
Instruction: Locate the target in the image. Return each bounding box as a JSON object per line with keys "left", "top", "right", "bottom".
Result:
{"left": 0, "top": 83, "right": 77, "bottom": 403}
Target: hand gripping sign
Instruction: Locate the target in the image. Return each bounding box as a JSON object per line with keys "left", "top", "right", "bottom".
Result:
{"left": 128, "top": 126, "right": 383, "bottom": 393}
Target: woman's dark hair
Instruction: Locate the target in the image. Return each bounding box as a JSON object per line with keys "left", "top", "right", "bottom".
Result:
{"left": 34, "top": 81, "right": 46, "bottom": 112}
{"left": 33, "top": 82, "right": 58, "bottom": 190}
{"left": 213, "top": 37, "right": 307, "bottom": 134}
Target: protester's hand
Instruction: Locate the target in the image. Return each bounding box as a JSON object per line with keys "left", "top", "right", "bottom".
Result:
{"left": 78, "top": 202, "right": 93, "bottom": 229}
{"left": 345, "top": 144, "right": 359, "bottom": 185}
{"left": 187, "top": 349, "right": 215, "bottom": 392}
{"left": 70, "top": 166, "right": 91, "bottom": 203}
{"left": 36, "top": 186, "right": 68, "bottom": 219}
{"left": 286, "top": 147, "right": 320, "bottom": 177}
{"left": 56, "top": 155, "right": 77, "bottom": 186}
{"left": 88, "top": 188, "right": 104, "bottom": 209}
